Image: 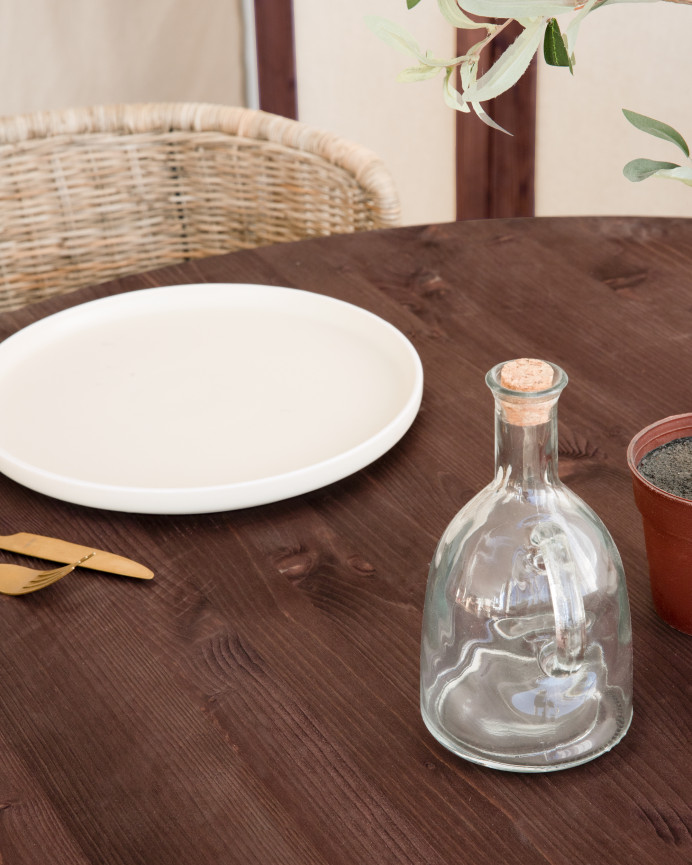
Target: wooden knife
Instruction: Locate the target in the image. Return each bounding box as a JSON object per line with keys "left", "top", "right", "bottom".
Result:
{"left": 0, "top": 533, "right": 154, "bottom": 579}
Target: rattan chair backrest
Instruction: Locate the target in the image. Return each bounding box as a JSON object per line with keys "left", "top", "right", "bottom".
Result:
{"left": 0, "top": 102, "right": 401, "bottom": 311}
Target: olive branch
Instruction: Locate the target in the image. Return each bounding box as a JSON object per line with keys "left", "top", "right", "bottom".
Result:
{"left": 367, "top": 0, "right": 692, "bottom": 184}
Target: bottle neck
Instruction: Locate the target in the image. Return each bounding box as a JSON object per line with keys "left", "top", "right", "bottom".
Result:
{"left": 485, "top": 360, "right": 567, "bottom": 494}
{"left": 494, "top": 400, "right": 561, "bottom": 491}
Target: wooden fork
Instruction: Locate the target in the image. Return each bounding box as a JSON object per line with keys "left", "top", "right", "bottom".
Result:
{"left": 0, "top": 552, "right": 96, "bottom": 596}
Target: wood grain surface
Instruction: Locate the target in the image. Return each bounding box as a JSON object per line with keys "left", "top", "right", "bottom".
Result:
{"left": 0, "top": 217, "right": 689, "bottom": 865}
{"left": 456, "top": 26, "right": 536, "bottom": 219}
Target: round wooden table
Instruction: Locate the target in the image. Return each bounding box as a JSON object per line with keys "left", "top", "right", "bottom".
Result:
{"left": 0, "top": 216, "right": 689, "bottom": 865}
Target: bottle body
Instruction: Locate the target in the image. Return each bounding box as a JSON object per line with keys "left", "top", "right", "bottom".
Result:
{"left": 420, "top": 361, "right": 633, "bottom": 772}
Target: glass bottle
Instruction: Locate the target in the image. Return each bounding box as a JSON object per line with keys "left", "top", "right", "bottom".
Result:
{"left": 420, "top": 359, "right": 633, "bottom": 772}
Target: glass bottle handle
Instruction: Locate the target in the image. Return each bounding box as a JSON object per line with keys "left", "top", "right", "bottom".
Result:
{"left": 530, "top": 522, "right": 586, "bottom": 675}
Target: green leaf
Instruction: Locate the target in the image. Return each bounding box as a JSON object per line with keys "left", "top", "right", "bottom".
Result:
{"left": 437, "top": 0, "right": 488, "bottom": 30}
{"left": 366, "top": 16, "right": 469, "bottom": 67}
{"left": 397, "top": 64, "right": 443, "bottom": 81}
{"left": 444, "top": 65, "right": 510, "bottom": 133}
{"left": 469, "top": 100, "right": 512, "bottom": 135}
{"left": 623, "top": 158, "right": 681, "bottom": 182}
{"left": 453, "top": 0, "right": 575, "bottom": 19}
{"left": 443, "top": 67, "right": 471, "bottom": 112}
{"left": 463, "top": 19, "right": 545, "bottom": 105}
{"left": 623, "top": 110, "right": 689, "bottom": 157}
{"left": 365, "top": 16, "right": 423, "bottom": 58}
{"left": 543, "top": 18, "right": 573, "bottom": 71}
{"left": 657, "top": 166, "right": 692, "bottom": 186}
{"left": 658, "top": 165, "right": 692, "bottom": 186}
{"left": 625, "top": 162, "right": 692, "bottom": 186}
{"left": 407, "top": 0, "right": 423, "bottom": 8}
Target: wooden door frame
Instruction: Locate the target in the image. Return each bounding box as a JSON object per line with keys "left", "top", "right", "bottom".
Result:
{"left": 456, "top": 25, "right": 536, "bottom": 219}
{"left": 253, "top": 0, "right": 298, "bottom": 119}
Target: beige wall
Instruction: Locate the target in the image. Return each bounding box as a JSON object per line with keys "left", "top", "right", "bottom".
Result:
{"left": 293, "top": 0, "right": 457, "bottom": 227}
{"left": 0, "top": 0, "right": 246, "bottom": 117}
{"left": 535, "top": 3, "right": 692, "bottom": 217}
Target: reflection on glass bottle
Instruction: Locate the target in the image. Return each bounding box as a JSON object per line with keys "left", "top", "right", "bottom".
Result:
{"left": 420, "top": 359, "right": 633, "bottom": 772}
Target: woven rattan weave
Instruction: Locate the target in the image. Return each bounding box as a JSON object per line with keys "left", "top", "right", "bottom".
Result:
{"left": 0, "top": 103, "right": 401, "bottom": 311}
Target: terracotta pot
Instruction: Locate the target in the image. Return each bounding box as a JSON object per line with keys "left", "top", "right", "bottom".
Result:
{"left": 627, "top": 413, "right": 692, "bottom": 635}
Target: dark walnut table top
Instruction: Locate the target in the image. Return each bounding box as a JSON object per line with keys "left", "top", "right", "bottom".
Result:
{"left": 0, "top": 216, "right": 689, "bottom": 865}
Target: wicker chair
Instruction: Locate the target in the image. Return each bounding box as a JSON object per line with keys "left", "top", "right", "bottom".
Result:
{"left": 0, "top": 102, "right": 401, "bottom": 312}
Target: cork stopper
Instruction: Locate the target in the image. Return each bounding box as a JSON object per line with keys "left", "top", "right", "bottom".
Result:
{"left": 499, "top": 358, "right": 556, "bottom": 426}
{"left": 500, "top": 358, "right": 554, "bottom": 393}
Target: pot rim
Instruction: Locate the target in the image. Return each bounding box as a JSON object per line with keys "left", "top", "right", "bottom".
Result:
{"left": 627, "top": 412, "right": 692, "bottom": 505}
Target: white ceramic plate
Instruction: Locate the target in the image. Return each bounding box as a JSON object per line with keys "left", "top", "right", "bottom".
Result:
{"left": 0, "top": 284, "right": 423, "bottom": 513}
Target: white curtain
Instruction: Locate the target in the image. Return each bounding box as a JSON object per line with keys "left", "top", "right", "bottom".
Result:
{"left": 0, "top": 0, "right": 247, "bottom": 117}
